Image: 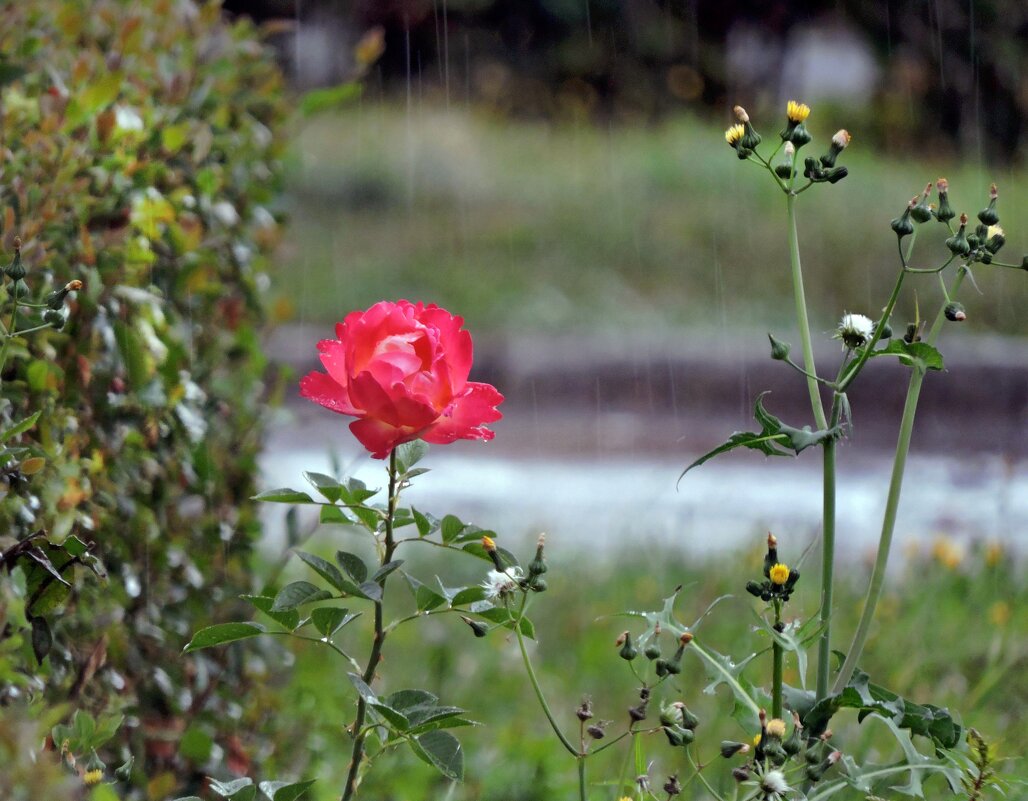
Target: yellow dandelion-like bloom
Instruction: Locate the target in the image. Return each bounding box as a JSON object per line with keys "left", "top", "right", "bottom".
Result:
{"left": 481, "top": 535, "right": 496, "bottom": 551}
{"left": 786, "top": 100, "right": 810, "bottom": 123}
{"left": 83, "top": 769, "right": 103, "bottom": 786}
{"left": 766, "top": 718, "right": 787, "bottom": 738}
{"left": 987, "top": 224, "right": 1004, "bottom": 240}
{"left": 725, "top": 124, "right": 745, "bottom": 145}
{"left": 988, "top": 601, "right": 1010, "bottom": 627}
{"left": 753, "top": 732, "right": 762, "bottom": 747}
{"left": 984, "top": 541, "right": 1003, "bottom": 568}
{"left": 769, "top": 563, "right": 790, "bottom": 585}
{"left": 931, "top": 538, "right": 962, "bottom": 569}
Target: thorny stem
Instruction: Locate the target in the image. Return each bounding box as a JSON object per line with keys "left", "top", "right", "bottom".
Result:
{"left": 342, "top": 449, "right": 400, "bottom": 801}
{"left": 833, "top": 268, "right": 967, "bottom": 694}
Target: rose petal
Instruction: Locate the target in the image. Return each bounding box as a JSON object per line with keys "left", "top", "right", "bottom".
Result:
{"left": 349, "top": 417, "right": 421, "bottom": 459}
{"left": 299, "top": 370, "right": 359, "bottom": 416}
{"left": 317, "top": 338, "right": 353, "bottom": 389}
{"left": 349, "top": 371, "right": 439, "bottom": 430}
{"left": 421, "top": 382, "right": 504, "bottom": 445}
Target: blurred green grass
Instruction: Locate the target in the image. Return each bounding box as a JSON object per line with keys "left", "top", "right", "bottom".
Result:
{"left": 256, "top": 534, "right": 1025, "bottom": 800}
{"left": 280, "top": 105, "right": 1027, "bottom": 337}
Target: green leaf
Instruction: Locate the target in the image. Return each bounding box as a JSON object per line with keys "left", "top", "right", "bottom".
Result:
{"left": 311, "top": 606, "right": 354, "bottom": 638}
{"left": 0, "top": 411, "right": 41, "bottom": 443}
{"left": 440, "top": 514, "right": 465, "bottom": 543}
{"left": 272, "top": 581, "right": 333, "bottom": 612}
{"left": 113, "top": 321, "right": 150, "bottom": 390}
{"left": 258, "top": 780, "right": 316, "bottom": 801}
{"left": 359, "top": 581, "right": 383, "bottom": 602}
{"left": 461, "top": 541, "right": 519, "bottom": 568}
{"left": 451, "top": 586, "right": 487, "bottom": 606}
{"left": 241, "top": 595, "right": 300, "bottom": 630}
{"left": 395, "top": 439, "right": 429, "bottom": 473}
{"left": 474, "top": 607, "right": 535, "bottom": 638}
{"left": 412, "top": 507, "right": 434, "bottom": 537}
{"left": 385, "top": 689, "right": 438, "bottom": 711}
{"left": 296, "top": 551, "right": 347, "bottom": 591}
{"left": 347, "top": 672, "right": 378, "bottom": 703}
{"left": 410, "top": 730, "right": 464, "bottom": 781}
{"left": 370, "top": 560, "right": 404, "bottom": 582}
{"left": 335, "top": 551, "right": 368, "bottom": 583}
{"left": 405, "top": 575, "right": 447, "bottom": 612}
{"left": 338, "top": 477, "right": 378, "bottom": 505}
{"left": 253, "top": 488, "right": 316, "bottom": 504}
{"left": 680, "top": 392, "right": 844, "bottom": 480}
{"left": 299, "top": 82, "right": 362, "bottom": 116}
{"left": 184, "top": 622, "right": 265, "bottom": 652}
{"left": 319, "top": 505, "right": 352, "bottom": 525}
{"left": 369, "top": 700, "right": 410, "bottom": 731}
{"left": 31, "top": 616, "right": 52, "bottom": 664}
{"left": 870, "top": 340, "right": 945, "bottom": 372}
{"left": 209, "top": 778, "right": 256, "bottom": 800}
{"left": 303, "top": 472, "right": 342, "bottom": 503}
{"left": 801, "top": 666, "right": 962, "bottom": 749}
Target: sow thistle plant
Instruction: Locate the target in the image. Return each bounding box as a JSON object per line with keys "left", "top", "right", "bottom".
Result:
{"left": 183, "top": 103, "right": 1021, "bottom": 801}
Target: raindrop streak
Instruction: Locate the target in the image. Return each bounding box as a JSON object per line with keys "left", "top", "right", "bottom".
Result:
{"left": 584, "top": 0, "right": 593, "bottom": 48}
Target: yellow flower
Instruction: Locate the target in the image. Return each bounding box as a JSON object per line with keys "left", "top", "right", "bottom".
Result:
{"left": 769, "top": 563, "right": 790, "bottom": 585}
{"left": 986, "top": 224, "right": 1004, "bottom": 240}
{"left": 725, "top": 124, "right": 745, "bottom": 146}
{"left": 481, "top": 535, "right": 496, "bottom": 551}
{"left": 766, "top": 718, "right": 787, "bottom": 738}
{"left": 752, "top": 732, "right": 762, "bottom": 747}
{"left": 931, "top": 537, "right": 962, "bottom": 569}
{"left": 83, "top": 769, "right": 103, "bottom": 786}
{"left": 786, "top": 100, "right": 811, "bottom": 123}
{"left": 988, "top": 601, "right": 1010, "bottom": 627}
{"left": 984, "top": 541, "right": 1003, "bottom": 568}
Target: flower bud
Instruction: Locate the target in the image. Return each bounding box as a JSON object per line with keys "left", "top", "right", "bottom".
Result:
{"left": 482, "top": 535, "right": 505, "bottom": 571}
{"left": 5, "top": 237, "right": 26, "bottom": 281}
{"left": 783, "top": 723, "right": 802, "bottom": 755}
{"left": 768, "top": 333, "right": 791, "bottom": 361}
{"left": 944, "top": 302, "right": 966, "bottom": 322}
{"left": 776, "top": 142, "right": 795, "bottom": 179}
{"left": 910, "top": 183, "right": 934, "bottom": 223}
{"left": 876, "top": 320, "right": 893, "bottom": 339}
{"left": 663, "top": 774, "right": 682, "bottom": 796}
{"left": 825, "top": 166, "right": 848, "bottom": 183}
{"left": 732, "top": 766, "right": 750, "bottom": 782}
{"left": 745, "top": 580, "right": 765, "bottom": 598}
{"left": 720, "top": 741, "right": 750, "bottom": 758}
{"left": 461, "top": 615, "right": 489, "bottom": 638}
{"left": 985, "top": 225, "right": 1005, "bottom": 254}
{"left": 891, "top": 197, "right": 917, "bottom": 238}
{"left": 934, "top": 178, "right": 955, "bottom": 222}
{"left": 45, "top": 279, "right": 84, "bottom": 309}
{"left": 45, "top": 309, "right": 67, "bottom": 329}
{"left": 617, "top": 631, "right": 638, "bottom": 661}
{"left": 628, "top": 703, "right": 647, "bottom": 722}
{"left": 587, "top": 723, "right": 606, "bottom": 739}
{"left": 818, "top": 128, "right": 850, "bottom": 168}
{"left": 977, "top": 183, "right": 999, "bottom": 225}
{"left": 945, "top": 213, "right": 970, "bottom": 256}
{"left": 763, "top": 532, "right": 779, "bottom": 577}
{"left": 725, "top": 123, "right": 746, "bottom": 153}
{"left": 733, "top": 105, "right": 762, "bottom": 150}
{"left": 528, "top": 533, "right": 548, "bottom": 577}
{"left": 680, "top": 705, "right": 700, "bottom": 730}
{"left": 576, "top": 698, "right": 594, "bottom": 721}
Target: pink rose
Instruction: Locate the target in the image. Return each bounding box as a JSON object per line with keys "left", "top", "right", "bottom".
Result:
{"left": 300, "top": 300, "right": 504, "bottom": 459}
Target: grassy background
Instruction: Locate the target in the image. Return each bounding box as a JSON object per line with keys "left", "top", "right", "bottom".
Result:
{"left": 253, "top": 532, "right": 1025, "bottom": 800}
{"left": 279, "top": 105, "right": 1027, "bottom": 338}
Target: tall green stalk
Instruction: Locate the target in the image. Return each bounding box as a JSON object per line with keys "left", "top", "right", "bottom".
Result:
{"left": 772, "top": 599, "right": 784, "bottom": 718}
{"left": 833, "top": 268, "right": 966, "bottom": 694}
{"left": 342, "top": 449, "right": 400, "bottom": 801}
{"left": 815, "top": 399, "right": 840, "bottom": 701}
{"left": 786, "top": 193, "right": 827, "bottom": 430}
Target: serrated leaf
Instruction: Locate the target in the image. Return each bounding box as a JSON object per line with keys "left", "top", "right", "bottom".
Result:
{"left": 411, "top": 730, "right": 464, "bottom": 781}
{"left": 385, "top": 689, "right": 438, "bottom": 711}
{"left": 870, "top": 340, "right": 945, "bottom": 372}
{"left": 209, "top": 777, "right": 255, "bottom": 800}
{"left": 272, "top": 581, "right": 333, "bottom": 611}
{"left": 0, "top": 411, "right": 41, "bottom": 443}
{"left": 335, "top": 551, "right": 368, "bottom": 583}
{"left": 412, "top": 507, "right": 433, "bottom": 537}
{"left": 319, "top": 505, "right": 352, "bottom": 525}
{"left": 184, "top": 623, "right": 265, "bottom": 652}
{"left": 303, "top": 472, "right": 342, "bottom": 502}
{"left": 370, "top": 560, "right": 404, "bottom": 582}
{"left": 395, "top": 439, "right": 429, "bottom": 473}
{"left": 311, "top": 606, "right": 351, "bottom": 637}
{"left": 369, "top": 701, "right": 410, "bottom": 731}
{"left": 296, "top": 551, "right": 347, "bottom": 591}
{"left": 258, "top": 780, "right": 316, "bottom": 801}
{"left": 242, "top": 595, "right": 300, "bottom": 630}
{"left": 440, "top": 514, "right": 465, "bottom": 543}
{"left": 253, "top": 488, "right": 316, "bottom": 504}
{"left": 451, "top": 585, "right": 487, "bottom": 606}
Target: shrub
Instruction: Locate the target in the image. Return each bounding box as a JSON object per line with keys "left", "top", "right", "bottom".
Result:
{"left": 0, "top": 0, "right": 286, "bottom": 794}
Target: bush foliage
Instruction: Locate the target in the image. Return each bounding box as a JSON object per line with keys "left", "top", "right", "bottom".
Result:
{"left": 0, "top": 0, "right": 286, "bottom": 795}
